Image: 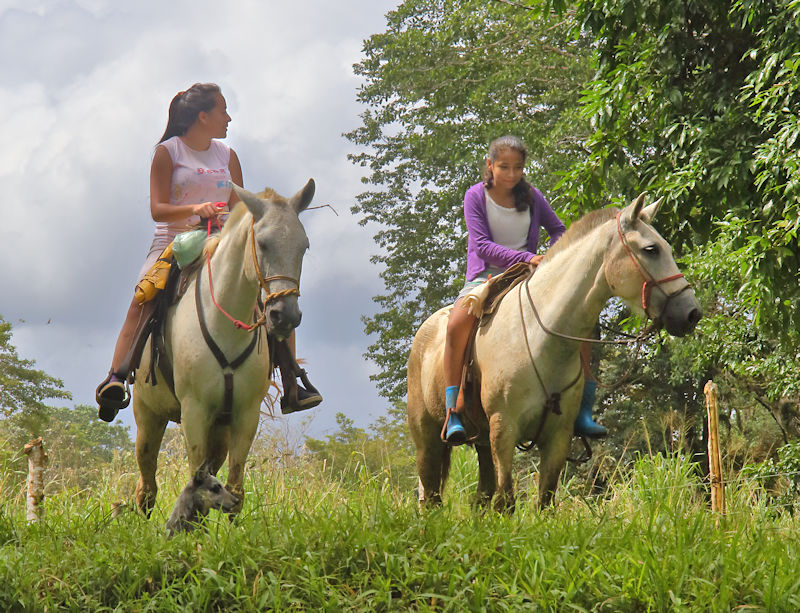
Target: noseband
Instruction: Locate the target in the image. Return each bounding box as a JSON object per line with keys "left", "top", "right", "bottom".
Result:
{"left": 615, "top": 211, "right": 691, "bottom": 318}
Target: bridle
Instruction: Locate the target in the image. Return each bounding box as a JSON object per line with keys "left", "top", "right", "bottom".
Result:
{"left": 248, "top": 218, "right": 300, "bottom": 306}
{"left": 206, "top": 216, "right": 300, "bottom": 332}
{"left": 614, "top": 210, "right": 692, "bottom": 318}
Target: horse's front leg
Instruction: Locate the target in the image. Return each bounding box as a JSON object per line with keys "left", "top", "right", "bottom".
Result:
{"left": 537, "top": 428, "right": 572, "bottom": 508}
{"left": 488, "top": 413, "right": 518, "bottom": 514}
{"left": 134, "top": 399, "right": 169, "bottom": 516}
{"left": 537, "top": 389, "right": 581, "bottom": 507}
{"left": 224, "top": 398, "right": 261, "bottom": 515}
{"left": 474, "top": 443, "right": 496, "bottom": 510}
{"left": 180, "top": 394, "right": 216, "bottom": 473}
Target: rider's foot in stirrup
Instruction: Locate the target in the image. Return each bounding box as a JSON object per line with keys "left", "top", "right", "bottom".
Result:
{"left": 96, "top": 371, "right": 130, "bottom": 422}
{"left": 280, "top": 380, "right": 323, "bottom": 415}
{"left": 296, "top": 385, "right": 323, "bottom": 409}
{"left": 445, "top": 412, "right": 466, "bottom": 446}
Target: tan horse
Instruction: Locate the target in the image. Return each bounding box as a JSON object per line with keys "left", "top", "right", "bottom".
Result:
{"left": 407, "top": 194, "right": 702, "bottom": 512}
{"left": 133, "top": 181, "right": 314, "bottom": 517}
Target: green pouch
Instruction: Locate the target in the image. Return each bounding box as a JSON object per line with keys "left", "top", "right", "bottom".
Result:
{"left": 172, "top": 229, "right": 207, "bottom": 269}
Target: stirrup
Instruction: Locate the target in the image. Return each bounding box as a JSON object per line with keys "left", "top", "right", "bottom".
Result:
{"left": 280, "top": 389, "right": 323, "bottom": 414}
{"left": 280, "top": 371, "right": 323, "bottom": 414}
{"left": 96, "top": 371, "right": 130, "bottom": 422}
{"left": 442, "top": 410, "right": 466, "bottom": 446}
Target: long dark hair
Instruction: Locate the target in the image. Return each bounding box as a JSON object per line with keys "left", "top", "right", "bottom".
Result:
{"left": 158, "top": 82, "right": 221, "bottom": 143}
{"left": 482, "top": 135, "right": 534, "bottom": 212}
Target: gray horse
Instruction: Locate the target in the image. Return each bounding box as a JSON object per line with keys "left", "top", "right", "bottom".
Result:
{"left": 133, "top": 181, "right": 314, "bottom": 517}
{"left": 407, "top": 194, "right": 702, "bottom": 512}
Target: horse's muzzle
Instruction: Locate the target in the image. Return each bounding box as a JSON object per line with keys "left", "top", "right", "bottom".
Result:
{"left": 660, "top": 289, "right": 702, "bottom": 337}
{"left": 266, "top": 299, "right": 302, "bottom": 339}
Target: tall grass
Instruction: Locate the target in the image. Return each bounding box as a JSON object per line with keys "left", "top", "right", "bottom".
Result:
{"left": 1, "top": 447, "right": 798, "bottom": 611}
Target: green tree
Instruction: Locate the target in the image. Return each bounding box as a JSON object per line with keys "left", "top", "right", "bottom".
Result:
{"left": 347, "top": 0, "right": 594, "bottom": 402}
{"left": 543, "top": 0, "right": 800, "bottom": 454}
{"left": 562, "top": 0, "right": 800, "bottom": 350}
{"left": 0, "top": 404, "right": 134, "bottom": 493}
{"left": 305, "top": 404, "right": 415, "bottom": 486}
{"left": 0, "top": 315, "right": 71, "bottom": 423}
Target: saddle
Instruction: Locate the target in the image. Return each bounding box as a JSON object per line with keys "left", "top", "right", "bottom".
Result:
{"left": 452, "top": 262, "right": 537, "bottom": 443}
{"left": 118, "top": 250, "right": 300, "bottom": 421}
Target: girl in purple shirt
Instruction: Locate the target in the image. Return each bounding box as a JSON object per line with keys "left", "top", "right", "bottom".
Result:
{"left": 443, "top": 135, "right": 606, "bottom": 444}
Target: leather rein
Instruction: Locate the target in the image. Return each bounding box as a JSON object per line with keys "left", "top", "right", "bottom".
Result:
{"left": 515, "top": 210, "right": 694, "bottom": 453}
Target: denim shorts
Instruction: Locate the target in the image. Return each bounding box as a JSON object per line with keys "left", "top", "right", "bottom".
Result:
{"left": 455, "top": 266, "right": 505, "bottom": 302}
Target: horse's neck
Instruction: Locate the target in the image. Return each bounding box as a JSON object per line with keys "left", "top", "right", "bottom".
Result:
{"left": 525, "top": 226, "right": 613, "bottom": 340}
{"left": 202, "top": 217, "right": 259, "bottom": 323}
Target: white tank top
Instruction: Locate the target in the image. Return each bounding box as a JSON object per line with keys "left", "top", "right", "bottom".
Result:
{"left": 154, "top": 136, "right": 232, "bottom": 239}
{"left": 485, "top": 188, "right": 530, "bottom": 251}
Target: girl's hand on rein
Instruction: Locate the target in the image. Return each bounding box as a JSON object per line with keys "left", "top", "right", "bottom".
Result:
{"left": 193, "top": 201, "right": 227, "bottom": 217}
{"left": 529, "top": 254, "right": 544, "bottom": 266}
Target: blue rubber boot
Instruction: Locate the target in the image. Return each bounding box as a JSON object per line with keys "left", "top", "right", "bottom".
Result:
{"left": 445, "top": 385, "right": 466, "bottom": 445}
{"left": 574, "top": 380, "right": 607, "bottom": 438}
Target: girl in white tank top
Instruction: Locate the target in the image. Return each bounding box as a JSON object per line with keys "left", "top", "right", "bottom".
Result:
{"left": 137, "top": 135, "right": 233, "bottom": 280}
{"left": 97, "top": 83, "right": 321, "bottom": 422}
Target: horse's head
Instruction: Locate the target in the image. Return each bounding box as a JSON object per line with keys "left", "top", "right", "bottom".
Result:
{"left": 232, "top": 180, "right": 314, "bottom": 340}
{"left": 605, "top": 193, "right": 702, "bottom": 336}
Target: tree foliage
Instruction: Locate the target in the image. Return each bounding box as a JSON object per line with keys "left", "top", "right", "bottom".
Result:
{"left": 0, "top": 404, "right": 133, "bottom": 494}
{"left": 0, "top": 315, "right": 70, "bottom": 420}
{"left": 347, "top": 0, "right": 594, "bottom": 401}
{"left": 565, "top": 0, "right": 800, "bottom": 340}
{"left": 304, "top": 404, "right": 415, "bottom": 486}
{"left": 553, "top": 0, "right": 800, "bottom": 452}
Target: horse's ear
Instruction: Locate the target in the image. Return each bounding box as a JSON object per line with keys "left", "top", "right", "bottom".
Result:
{"left": 289, "top": 178, "right": 315, "bottom": 213}
{"left": 631, "top": 192, "right": 646, "bottom": 220}
{"left": 640, "top": 196, "right": 663, "bottom": 223}
{"left": 231, "top": 183, "right": 265, "bottom": 220}
{"left": 620, "top": 192, "right": 646, "bottom": 229}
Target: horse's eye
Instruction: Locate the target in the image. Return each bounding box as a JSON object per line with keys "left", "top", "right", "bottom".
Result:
{"left": 211, "top": 484, "right": 221, "bottom": 493}
{"left": 643, "top": 244, "right": 660, "bottom": 256}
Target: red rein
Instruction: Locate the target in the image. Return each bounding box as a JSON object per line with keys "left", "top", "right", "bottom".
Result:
{"left": 204, "top": 203, "right": 259, "bottom": 331}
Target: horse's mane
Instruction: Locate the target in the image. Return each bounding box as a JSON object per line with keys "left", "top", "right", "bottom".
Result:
{"left": 204, "top": 200, "right": 249, "bottom": 260}
{"left": 205, "top": 188, "right": 287, "bottom": 259}
{"left": 221, "top": 200, "right": 249, "bottom": 234}
{"left": 220, "top": 186, "right": 286, "bottom": 236}
{"left": 541, "top": 207, "right": 619, "bottom": 263}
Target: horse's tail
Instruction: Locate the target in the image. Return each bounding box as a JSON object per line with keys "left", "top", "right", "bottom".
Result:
{"left": 439, "top": 444, "right": 453, "bottom": 491}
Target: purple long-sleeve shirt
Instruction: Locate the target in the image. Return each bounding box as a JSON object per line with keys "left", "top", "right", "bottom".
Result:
{"left": 464, "top": 182, "right": 566, "bottom": 281}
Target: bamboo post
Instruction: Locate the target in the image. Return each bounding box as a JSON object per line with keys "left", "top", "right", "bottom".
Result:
{"left": 703, "top": 381, "right": 725, "bottom": 515}
{"left": 23, "top": 437, "right": 48, "bottom": 523}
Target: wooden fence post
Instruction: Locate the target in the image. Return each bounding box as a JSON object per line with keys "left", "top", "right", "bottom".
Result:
{"left": 23, "top": 437, "right": 48, "bottom": 523}
{"left": 703, "top": 381, "right": 725, "bottom": 515}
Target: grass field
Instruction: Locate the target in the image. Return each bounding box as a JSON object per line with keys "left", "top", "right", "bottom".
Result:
{"left": 1, "top": 447, "right": 798, "bottom": 611}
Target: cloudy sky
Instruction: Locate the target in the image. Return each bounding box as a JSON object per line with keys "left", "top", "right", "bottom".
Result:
{"left": 0, "top": 0, "right": 401, "bottom": 439}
